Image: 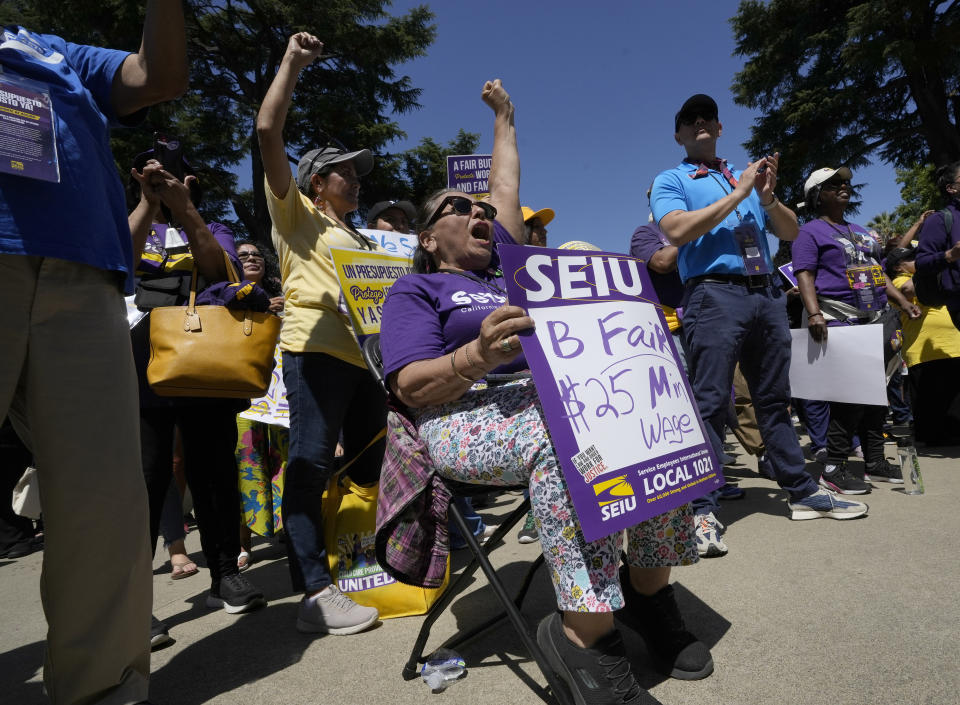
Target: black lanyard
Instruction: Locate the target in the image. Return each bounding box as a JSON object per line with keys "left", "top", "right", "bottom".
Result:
{"left": 344, "top": 222, "right": 375, "bottom": 251}
{"left": 707, "top": 172, "right": 743, "bottom": 222}
{"left": 821, "top": 219, "right": 873, "bottom": 266}
{"left": 438, "top": 268, "right": 507, "bottom": 296}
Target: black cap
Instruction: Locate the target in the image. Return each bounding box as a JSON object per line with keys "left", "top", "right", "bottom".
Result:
{"left": 884, "top": 246, "right": 916, "bottom": 279}
{"left": 367, "top": 199, "right": 416, "bottom": 226}
{"left": 674, "top": 94, "right": 718, "bottom": 132}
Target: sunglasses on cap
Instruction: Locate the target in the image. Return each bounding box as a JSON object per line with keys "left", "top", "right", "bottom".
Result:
{"left": 425, "top": 195, "right": 497, "bottom": 228}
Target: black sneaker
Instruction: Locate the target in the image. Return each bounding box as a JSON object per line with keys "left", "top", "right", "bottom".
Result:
{"left": 819, "top": 464, "right": 871, "bottom": 495}
{"left": 0, "top": 536, "right": 42, "bottom": 559}
{"left": 537, "top": 611, "right": 656, "bottom": 704}
{"left": 864, "top": 460, "right": 905, "bottom": 484}
{"left": 150, "top": 615, "right": 172, "bottom": 651}
{"left": 205, "top": 573, "right": 266, "bottom": 614}
{"left": 615, "top": 568, "right": 713, "bottom": 680}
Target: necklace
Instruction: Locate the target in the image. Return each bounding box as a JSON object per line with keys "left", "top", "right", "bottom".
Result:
{"left": 438, "top": 268, "right": 507, "bottom": 296}
{"left": 820, "top": 217, "right": 871, "bottom": 264}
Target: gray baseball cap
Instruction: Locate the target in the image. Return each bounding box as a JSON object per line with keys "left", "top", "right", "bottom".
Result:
{"left": 296, "top": 146, "right": 373, "bottom": 194}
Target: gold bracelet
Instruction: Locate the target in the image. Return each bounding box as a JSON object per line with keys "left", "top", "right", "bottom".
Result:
{"left": 463, "top": 340, "right": 483, "bottom": 370}
{"left": 450, "top": 348, "right": 476, "bottom": 383}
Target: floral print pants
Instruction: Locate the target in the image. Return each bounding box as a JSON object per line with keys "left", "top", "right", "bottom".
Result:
{"left": 236, "top": 416, "right": 288, "bottom": 537}
{"left": 416, "top": 379, "right": 698, "bottom": 612}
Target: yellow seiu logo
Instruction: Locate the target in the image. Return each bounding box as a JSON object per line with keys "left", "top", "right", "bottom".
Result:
{"left": 593, "top": 475, "right": 637, "bottom": 521}
{"left": 10, "top": 160, "right": 24, "bottom": 171}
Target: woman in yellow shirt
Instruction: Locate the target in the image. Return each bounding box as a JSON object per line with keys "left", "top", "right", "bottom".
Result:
{"left": 887, "top": 246, "right": 960, "bottom": 445}
{"left": 256, "top": 31, "right": 385, "bottom": 635}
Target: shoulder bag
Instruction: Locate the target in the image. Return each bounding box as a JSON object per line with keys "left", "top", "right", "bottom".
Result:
{"left": 147, "top": 250, "right": 282, "bottom": 397}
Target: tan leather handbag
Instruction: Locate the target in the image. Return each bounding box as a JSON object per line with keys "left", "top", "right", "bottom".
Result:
{"left": 147, "top": 250, "right": 282, "bottom": 398}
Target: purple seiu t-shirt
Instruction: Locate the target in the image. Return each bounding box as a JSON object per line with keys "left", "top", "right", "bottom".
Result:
{"left": 792, "top": 219, "right": 887, "bottom": 311}
{"left": 629, "top": 224, "right": 685, "bottom": 309}
{"left": 381, "top": 222, "right": 527, "bottom": 380}
{"left": 136, "top": 221, "right": 238, "bottom": 279}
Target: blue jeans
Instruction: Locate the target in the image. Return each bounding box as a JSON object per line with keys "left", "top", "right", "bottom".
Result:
{"left": 795, "top": 398, "right": 829, "bottom": 451}
{"left": 281, "top": 351, "right": 386, "bottom": 593}
{"left": 684, "top": 280, "right": 818, "bottom": 513}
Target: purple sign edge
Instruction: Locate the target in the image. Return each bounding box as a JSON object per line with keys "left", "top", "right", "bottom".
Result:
{"left": 778, "top": 262, "right": 798, "bottom": 288}
{"left": 498, "top": 243, "right": 723, "bottom": 542}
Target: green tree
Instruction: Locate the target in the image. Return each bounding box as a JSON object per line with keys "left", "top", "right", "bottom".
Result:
{"left": 864, "top": 163, "right": 940, "bottom": 238}
{"left": 892, "top": 162, "right": 941, "bottom": 224}
{"left": 0, "top": 1, "right": 437, "bottom": 241}
{"left": 730, "top": 0, "right": 960, "bottom": 211}
{"left": 866, "top": 211, "right": 899, "bottom": 242}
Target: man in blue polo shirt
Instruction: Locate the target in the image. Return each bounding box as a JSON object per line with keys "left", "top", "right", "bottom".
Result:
{"left": 0, "top": 3, "right": 187, "bottom": 703}
{"left": 650, "top": 94, "right": 868, "bottom": 528}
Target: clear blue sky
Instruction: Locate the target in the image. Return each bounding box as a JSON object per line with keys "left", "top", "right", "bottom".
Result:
{"left": 360, "top": 0, "right": 902, "bottom": 253}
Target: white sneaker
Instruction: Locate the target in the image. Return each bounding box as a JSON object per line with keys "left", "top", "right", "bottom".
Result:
{"left": 296, "top": 585, "right": 379, "bottom": 635}
{"left": 694, "top": 512, "right": 728, "bottom": 558}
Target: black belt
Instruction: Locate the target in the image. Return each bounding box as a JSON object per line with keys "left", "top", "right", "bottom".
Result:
{"left": 686, "top": 273, "right": 775, "bottom": 289}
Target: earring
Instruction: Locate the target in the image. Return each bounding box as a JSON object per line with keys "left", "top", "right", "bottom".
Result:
{"left": 313, "top": 195, "right": 325, "bottom": 210}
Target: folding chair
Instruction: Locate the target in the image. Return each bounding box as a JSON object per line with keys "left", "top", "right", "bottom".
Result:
{"left": 361, "top": 334, "right": 572, "bottom": 705}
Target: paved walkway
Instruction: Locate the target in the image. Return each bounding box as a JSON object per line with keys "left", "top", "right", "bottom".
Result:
{"left": 2, "top": 440, "right": 957, "bottom": 705}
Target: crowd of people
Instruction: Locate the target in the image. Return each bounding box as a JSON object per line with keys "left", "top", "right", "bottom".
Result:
{"left": 2, "top": 6, "right": 960, "bottom": 705}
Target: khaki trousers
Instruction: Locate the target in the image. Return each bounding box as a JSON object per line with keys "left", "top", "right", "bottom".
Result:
{"left": 0, "top": 255, "right": 151, "bottom": 705}
{"left": 731, "top": 363, "right": 765, "bottom": 456}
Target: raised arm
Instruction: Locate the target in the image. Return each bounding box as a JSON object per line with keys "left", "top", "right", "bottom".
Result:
{"left": 895, "top": 210, "right": 934, "bottom": 249}
{"left": 483, "top": 79, "right": 524, "bottom": 243}
{"left": 256, "top": 32, "right": 324, "bottom": 201}
{"left": 156, "top": 172, "right": 228, "bottom": 281}
{"left": 128, "top": 159, "right": 164, "bottom": 263}
{"left": 111, "top": 0, "right": 188, "bottom": 118}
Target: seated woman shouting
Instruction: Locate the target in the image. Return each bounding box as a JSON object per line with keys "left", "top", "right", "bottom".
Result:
{"left": 380, "top": 80, "right": 708, "bottom": 705}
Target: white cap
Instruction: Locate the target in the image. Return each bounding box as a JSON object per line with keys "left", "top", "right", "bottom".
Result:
{"left": 802, "top": 166, "right": 853, "bottom": 205}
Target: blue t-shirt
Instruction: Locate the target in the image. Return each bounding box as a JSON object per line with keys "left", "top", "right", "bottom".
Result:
{"left": 650, "top": 161, "right": 773, "bottom": 282}
{"left": 0, "top": 27, "right": 136, "bottom": 291}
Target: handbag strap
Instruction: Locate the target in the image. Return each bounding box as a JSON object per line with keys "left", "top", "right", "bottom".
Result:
{"left": 332, "top": 426, "right": 387, "bottom": 482}
{"left": 187, "top": 249, "right": 241, "bottom": 313}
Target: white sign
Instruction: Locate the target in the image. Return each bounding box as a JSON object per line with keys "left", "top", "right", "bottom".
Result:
{"left": 789, "top": 325, "right": 887, "bottom": 405}
{"left": 358, "top": 228, "right": 416, "bottom": 258}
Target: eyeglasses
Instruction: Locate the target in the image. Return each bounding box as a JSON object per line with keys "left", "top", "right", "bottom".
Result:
{"left": 678, "top": 113, "right": 717, "bottom": 126}
{"left": 424, "top": 195, "right": 497, "bottom": 228}
{"left": 820, "top": 179, "right": 851, "bottom": 191}
{"left": 237, "top": 251, "right": 264, "bottom": 261}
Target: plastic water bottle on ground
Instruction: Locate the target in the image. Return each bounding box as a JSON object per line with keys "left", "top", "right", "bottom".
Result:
{"left": 421, "top": 648, "right": 466, "bottom": 691}
{"left": 896, "top": 437, "right": 924, "bottom": 495}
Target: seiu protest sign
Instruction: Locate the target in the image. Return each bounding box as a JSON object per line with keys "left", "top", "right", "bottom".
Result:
{"left": 499, "top": 244, "right": 722, "bottom": 542}
{"left": 446, "top": 153, "right": 491, "bottom": 196}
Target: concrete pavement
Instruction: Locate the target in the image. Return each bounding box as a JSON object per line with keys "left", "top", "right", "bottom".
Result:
{"left": 1, "top": 439, "right": 958, "bottom": 705}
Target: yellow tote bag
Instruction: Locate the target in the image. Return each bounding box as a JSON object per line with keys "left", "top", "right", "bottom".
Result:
{"left": 323, "top": 474, "right": 449, "bottom": 618}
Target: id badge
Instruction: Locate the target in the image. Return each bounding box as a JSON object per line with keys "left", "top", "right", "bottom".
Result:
{"left": 733, "top": 222, "right": 771, "bottom": 274}
{"left": 846, "top": 265, "right": 881, "bottom": 312}
{"left": 0, "top": 72, "right": 60, "bottom": 183}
